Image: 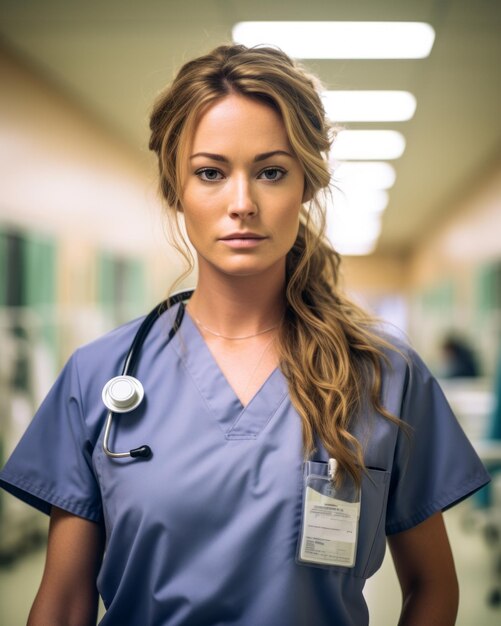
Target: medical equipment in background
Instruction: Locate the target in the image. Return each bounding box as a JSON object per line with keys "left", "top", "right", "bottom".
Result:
{"left": 442, "top": 378, "right": 501, "bottom": 610}
{"left": 102, "top": 289, "right": 193, "bottom": 459}
{"left": 0, "top": 309, "right": 53, "bottom": 564}
{"left": 481, "top": 468, "right": 501, "bottom": 607}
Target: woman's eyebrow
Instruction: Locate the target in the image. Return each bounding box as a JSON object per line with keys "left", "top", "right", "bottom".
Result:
{"left": 190, "top": 152, "right": 227, "bottom": 162}
{"left": 189, "top": 150, "right": 294, "bottom": 162}
{"left": 254, "top": 150, "right": 294, "bottom": 162}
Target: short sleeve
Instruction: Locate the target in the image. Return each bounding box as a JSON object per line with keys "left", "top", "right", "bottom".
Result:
{"left": 0, "top": 352, "right": 102, "bottom": 522}
{"left": 385, "top": 350, "right": 490, "bottom": 535}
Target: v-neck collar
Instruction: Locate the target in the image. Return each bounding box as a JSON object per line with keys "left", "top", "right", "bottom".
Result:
{"left": 170, "top": 307, "right": 288, "bottom": 439}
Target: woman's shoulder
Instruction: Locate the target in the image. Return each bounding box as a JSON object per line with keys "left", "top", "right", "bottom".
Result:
{"left": 69, "top": 303, "right": 182, "bottom": 387}
{"left": 76, "top": 299, "right": 185, "bottom": 356}
{"left": 373, "top": 326, "right": 434, "bottom": 384}
{"left": 59, "top": 315, "right": 148, "bottom": 398}
{"left": 76, "top": 314, "right": 147, "bottom": 357}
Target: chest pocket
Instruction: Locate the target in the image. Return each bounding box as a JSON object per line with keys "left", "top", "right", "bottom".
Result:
{"left": 303, "top": 461, "right": 390, "bottom": 579}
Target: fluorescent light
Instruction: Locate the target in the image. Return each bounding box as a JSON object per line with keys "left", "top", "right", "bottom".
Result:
{"left": 325, "top": 195, "right": 383, "bottom": 256}
{"left": 331, "top": 130, "right": 406, "bottom": 160}
{"left": 232, "top": 21, "right": 435, "bottom": 59}
{"left": 332, "top": 162, "right": 396, "bottom": 190}
{"left": 327, "top": 212, "right": 382, "bottom": 255}
{"left": 322, "top": 91, "right": 416, "bottom": 122}
{"left": 325, "top": 163, "right": 395, "bottom": 255}
{"left": 333, "top": 239, "right": 378, "bottom": 256}
{"left": 331, "top": 188, "right": 389, "bottom": 214}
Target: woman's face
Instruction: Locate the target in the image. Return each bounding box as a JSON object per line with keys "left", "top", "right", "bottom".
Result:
{"left": 180, "top": 94, "right": 306, "bottom": 281}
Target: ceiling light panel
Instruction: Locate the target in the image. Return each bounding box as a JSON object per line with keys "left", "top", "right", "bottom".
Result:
{"left": 326, "top": 209, "right": 382, "bottom": 256}
{"left": 332, "top": 162, "right": 396, "bottom": 190}
{"left": 322, "top": 91, "right": 416, "bottom": 122}
{"left": 331, "top": 239, "right": 378, "bottom": 256}
{"left": 331, "top": 188, "right": 389, "bottom": 214}
{"left": 331, "top": 130, "right": 406, "bottom": 160}
{"left": 324, "top": 188, "right": 385, "bottom": 256}
{"left": 232, "top": 21, "right": 435, "bottom": 59}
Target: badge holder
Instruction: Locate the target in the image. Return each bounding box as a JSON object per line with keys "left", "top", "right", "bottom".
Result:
{"left": 297, "top": 458, "right": 361, "bottom": 568}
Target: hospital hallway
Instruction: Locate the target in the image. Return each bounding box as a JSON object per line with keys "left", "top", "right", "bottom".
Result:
{"left": 0, "top": 500, "right": 499, "bottom": 625}
{"left": 1, "top": 1, "right": 501, "bottom": 624}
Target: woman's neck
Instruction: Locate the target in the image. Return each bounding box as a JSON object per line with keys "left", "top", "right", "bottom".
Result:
{"left": 187, "top": 267, "right": 286, "bottom": 338}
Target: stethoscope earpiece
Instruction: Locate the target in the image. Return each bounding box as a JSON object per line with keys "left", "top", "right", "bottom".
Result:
{"left": 130, "top": 445, "right": 152, "bottom": 458}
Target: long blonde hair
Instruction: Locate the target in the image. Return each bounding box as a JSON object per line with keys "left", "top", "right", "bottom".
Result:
{"left": 149, "top": 44, "right": 399, "bottom": 485}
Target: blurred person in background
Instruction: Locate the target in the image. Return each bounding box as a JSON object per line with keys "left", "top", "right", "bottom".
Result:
{"left": 440, "top": 333, "right": 480, "bottom": 379}
{"left": 0, "top": 44, "right": 490, "bottom": 626}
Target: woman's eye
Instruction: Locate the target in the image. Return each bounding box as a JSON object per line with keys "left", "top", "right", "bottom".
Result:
{"left": 196, "top": 168, "right": 223, "bottom": 182}
{"left": 258, "top": 167, "right": 286, "bottom": 182}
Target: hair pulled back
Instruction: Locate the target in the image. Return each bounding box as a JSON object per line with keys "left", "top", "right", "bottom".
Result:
{"left": 149, "top": 44, "right": 398, "bottom": 486}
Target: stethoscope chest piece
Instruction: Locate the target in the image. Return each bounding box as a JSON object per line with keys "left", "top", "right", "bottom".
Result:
{"left": 102, "top": 375, "right": 144, "bottom": 413}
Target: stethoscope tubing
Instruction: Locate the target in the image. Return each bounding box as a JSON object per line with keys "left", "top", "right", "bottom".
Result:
{"left": 102, "top": 289, "right": 194, "bottom": 459}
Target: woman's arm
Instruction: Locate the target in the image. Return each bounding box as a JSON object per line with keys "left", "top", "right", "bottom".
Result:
{"left": 27, "top": 506, "right": 105, "bottom": 626}
{"left": 388, "top": 511, "right": 459, "bottom": 626}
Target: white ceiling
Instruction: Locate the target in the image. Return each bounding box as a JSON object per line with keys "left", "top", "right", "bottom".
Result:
{"left": 1, "top": 0, "right": 500, "bottom": 254}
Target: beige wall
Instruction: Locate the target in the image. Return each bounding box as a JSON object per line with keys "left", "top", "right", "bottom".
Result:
{"left": 342, "top": 153, "right": 501, "bottom": 295}
{"left": 0, "top": 44, "right": 185, "bottom": 303}
{"left": 407, "top": 156, "right": 501, "bottom": 370}
{"left": 339, "top": 154, "right": 501, "bottom": 372}
{"left": 0, "top": 45, "right": 169, "bottom": 254}
{"left": 341, "top": 253, "right": 408, "bottom": 295}
{"left": 408, "top": 156, "right": 501, "bottom": 288}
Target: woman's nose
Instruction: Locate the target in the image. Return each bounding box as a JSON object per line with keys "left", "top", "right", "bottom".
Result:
{"left": 227, "top": 177, "right": 258, "bottom": 219}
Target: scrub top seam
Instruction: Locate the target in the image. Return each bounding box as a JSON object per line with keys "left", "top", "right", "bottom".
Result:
{"left": 225, "top": 386, "right": 289, "bottom": 439}
{"left": 74, "top": 347, "right": 114, "bottom": 467}
{"left": 0, "top": 473, "right": 102, "bottom": 522}
{"left": 385, "top": 469, "right": 490, "bottom": 535}
{"left": 174, "top": 313, "right": 248, "bottom": 432}
{"left": 172, "top": 316, "right": 285, "bottom": 439}
{"left": 175, "top": 349, "right": 237, "bottom": 438}
{"left": 73, "top": 349, "right": 89, "bottom": 438}
{"left": 361, "top": 471, "right": 391, "bottom": 579}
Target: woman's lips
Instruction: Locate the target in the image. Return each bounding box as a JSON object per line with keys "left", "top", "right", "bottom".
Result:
{"left": 219, "top": 235, "right": 267, "bottom": 249}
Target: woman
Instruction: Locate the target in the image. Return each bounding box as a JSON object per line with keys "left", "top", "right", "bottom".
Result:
{"left": 0, "top": 44, "right": 489, "bottom": 625}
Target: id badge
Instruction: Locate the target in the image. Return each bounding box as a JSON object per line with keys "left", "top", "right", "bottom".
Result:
{"left": 297, "top": 458, "right": 361, "bottom": 568}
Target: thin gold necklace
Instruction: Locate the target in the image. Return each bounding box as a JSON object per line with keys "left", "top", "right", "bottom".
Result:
{"left": 192, "top": 315, "right": 279, "bottom": 341}
{"left": 241, "top": 335, "right": 276, "bottom": 402}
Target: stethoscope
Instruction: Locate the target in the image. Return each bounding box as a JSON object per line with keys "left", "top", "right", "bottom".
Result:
{"left": 101, "top": 289, "right": 194, "bottom": 460}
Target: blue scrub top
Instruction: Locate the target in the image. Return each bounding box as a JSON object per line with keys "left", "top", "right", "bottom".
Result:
{"left": 0, "top": 305, "right": 490, "bottom": 625}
